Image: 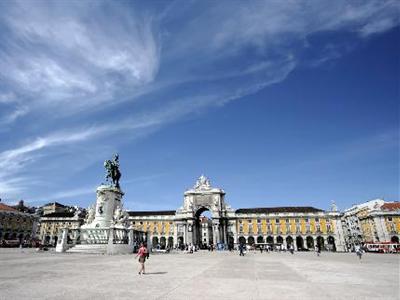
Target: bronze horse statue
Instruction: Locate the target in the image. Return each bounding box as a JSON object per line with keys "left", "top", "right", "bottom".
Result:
{"left": 104, "top": 154, "right": 121, "bottom": 188}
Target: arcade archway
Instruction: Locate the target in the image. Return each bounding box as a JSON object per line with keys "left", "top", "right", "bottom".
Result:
{"left": 316, "top": 236, "right": 324, "bottom": 250}
{"left": 327, "top": 236, "right": 336, "bottom": 251}
{"left": 168, "top": 237, "right": 174, "bottom": 248}
{"left": 306, "top": 236, "right": 314, "bottom": 249}
{"left": 152, "top": 236, "right": 159, "bottom": 248}
{"left": 248, "top": 236, "right": 255, "bottom": 245}
{"left": 160, "top": 236, "right": 166, "bottom": 249}
{"left": 296, "top": 236, "right": 304, "bottom": 250}
{"left": 286, "top": 236, "right": 293, "bottom": 246}
{"left": 238, "top": 236, "right": 246, "bottom": 244}
{"left": 391, "top": 236, "right": 399, "bottom": 243}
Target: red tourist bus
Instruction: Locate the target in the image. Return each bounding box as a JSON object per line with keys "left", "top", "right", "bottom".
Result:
{"left": 365, "top": 242, "right": 400, "bottom": 254}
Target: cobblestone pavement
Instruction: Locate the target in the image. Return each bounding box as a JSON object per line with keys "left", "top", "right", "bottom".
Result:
{"left": 0, "top": 249, "right": 399, "bottom": 300}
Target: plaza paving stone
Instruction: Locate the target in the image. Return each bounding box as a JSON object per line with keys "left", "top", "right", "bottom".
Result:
{"left": 0, "top": 248, "right": 399, "bottom": 300}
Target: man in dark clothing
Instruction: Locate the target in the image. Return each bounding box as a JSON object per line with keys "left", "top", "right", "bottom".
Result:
{"left": 239, "top": 243, "right": 245, "bottom": 256}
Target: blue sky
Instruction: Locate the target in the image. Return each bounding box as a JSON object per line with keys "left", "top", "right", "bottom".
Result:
{"left": 0, "top": 0, "right": 398, "bottom": 212}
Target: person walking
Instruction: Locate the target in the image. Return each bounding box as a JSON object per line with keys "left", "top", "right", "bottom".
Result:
{"left": 136, "top": 243, "right": 148, "bottom": 275}
{"left": 289, "top": 244, "right": 294, "bottom": 255}
{"left": 239, "top": 243, "right": 245, "bottom": 256}
{"left": 355, "top": 244, "right": 362, "bottom": 260}
{"left": 315, "top": 245, "right": 320, "bottom": 256}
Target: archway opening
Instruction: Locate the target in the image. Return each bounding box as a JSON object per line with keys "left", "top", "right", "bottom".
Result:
{"left": 152, "top": 236, "right": 159, "bottom": 249}
{"left": 248, "top": 236, "right": 255, "bottom": 245}
{"left": 257, "top": 236, "right": 264, "bottom": 244}
{"left": 195, "top": 207, "right": 213, "bottom": 248}
{"left": 296, "top": 236, "right": 304, "bottom": 250}
{"left": 178, "top": 236, "right": 184, "bottom": 249}
{"left": 391, "top": 236, "right": 399, "bottom": 243}
{"left": 168, "top": 237, "right": 174, "bottom": 248}
{"left": 266, "top": 236, "right": 274, "bottom": 244}
{"left": 276, "top": 236, "right": 283, "bottom": 244}
{"left": 306, "top": 236, "right": 314, "bottom": 249}
{"left": 238, "top": 236, "right": 246, "bottom": 245}
{"left": 316, "top": 236, "right": 324, "bottom": 251}
{"left": 286, "top": 236, "right": 293, "bottom": 247}
{"left": 160, "top": 236, "right": 166, "bottom": 249}
{"left": 327, "top": 236, "right": 336, "bottom": 251}
{"left": 228, "top": 235, "right": 234, "bottom": 249}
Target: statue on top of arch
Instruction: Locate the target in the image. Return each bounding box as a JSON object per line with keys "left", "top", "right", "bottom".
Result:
{"left": 194, "top": 175, "right": 211, "bottom": 190}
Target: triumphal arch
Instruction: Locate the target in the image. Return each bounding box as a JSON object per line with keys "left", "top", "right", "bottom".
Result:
{"left": 175, "top": 175, "right": 235, "bottom": 246}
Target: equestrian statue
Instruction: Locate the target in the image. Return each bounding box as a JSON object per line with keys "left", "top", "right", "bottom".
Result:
{"left": 104, "top": 154, "right": 121, "bottom": 188}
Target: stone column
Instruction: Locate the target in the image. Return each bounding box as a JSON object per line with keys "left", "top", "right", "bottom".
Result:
{"left": 213, "top": 220, "right": 220, "bottom": 245}
{"left": 128, "top": 227, "right": 134, "bottom": 246}
{"left": 174, "top": 223, "right": 178, "bottom": 248}
{"left": 183, "top": 223, "right": 187, "bottom": 245}
{"left": 187, "top": 220, "right": 194, "bottom": 245}
{"left": 55, "top": 228, "right": 68, "bottom": 253}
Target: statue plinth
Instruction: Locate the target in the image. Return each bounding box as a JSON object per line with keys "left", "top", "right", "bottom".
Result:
{"left": 83, "top": 185, "right": 124, "bottom": 229}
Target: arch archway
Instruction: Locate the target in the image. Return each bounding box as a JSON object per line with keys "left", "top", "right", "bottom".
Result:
{"left": 194, "top": 207, "right": 213, "bottom": 247}
{"left": 257, "top": 236, "right": 264, "bottom": 244}
{"left": 152, "top": 236, "right": 159, "bottom": 248}
{"left": 327, "top": 236, "right": 336, "bottom": 251}
{"left": 276, "top": 236, "right": 283, "bottom": 244}
{"left": 391, "top": 236, "right": 399, "bottom": 243}
{"left": 168, "top": 237, "right": 174, "bottom": 248}
{"left": 238, "top": 236, "right": 246, "bottom": 245}
{"left": 228, "top": 235, "right": 234, "bottom": 249}
{"left": 306, "top": 236, "right": 314, "bottom": 249}
{"left": 316, "top": 236, "right": 324, "bottom": 250}
{"left": 296, "top": 236, "right": 304, "bottom": 250}
{"left": 178, "top": 236, "right": 184, "bottom": 248}
{"left": 248, "top": 236, "right": 255, "bottom": 245}
{"left": 160, "top": 236, "right": 166, "bottom": 249}
{"left": 286, "top": 236, "right": 293, "bottom": 246}
{"left": 266, "top": 236, "right": 274, "bottom": 244}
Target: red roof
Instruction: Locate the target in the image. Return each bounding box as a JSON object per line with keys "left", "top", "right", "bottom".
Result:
{"left": 381, "top": 202, "right": 400, "bottom": 211}
{"left": 0, "top": 203, "right": 18, "bottom": 212}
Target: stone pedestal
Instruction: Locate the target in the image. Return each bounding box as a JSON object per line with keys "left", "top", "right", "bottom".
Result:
{"left": 83, "top": 185, "right": 124, "bottom": 229}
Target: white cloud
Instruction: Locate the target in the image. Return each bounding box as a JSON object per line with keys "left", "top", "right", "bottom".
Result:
{"left": 0, "top": 92, "right": 17, "bottom": 104}
{"left": 0, "top": 0, "right": 398, "bottom": 202}
{"left": 0, "top": 1, "right": 160, "bottom": 113}
{"left": 0, "top": 106, "right": 28, "bottom": 124}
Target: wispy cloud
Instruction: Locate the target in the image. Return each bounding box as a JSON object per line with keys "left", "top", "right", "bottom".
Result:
{"left": 0, "top": 1, "right": 159, "bottom": 115}
{"left": 0, "top": 0, "right": 398, "bottom": 202}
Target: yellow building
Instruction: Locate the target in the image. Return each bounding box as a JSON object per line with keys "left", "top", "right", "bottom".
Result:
{"left": 38, "top": 210, "right": 86, "bottom": 246}
{"left": 359, "top": 202, "right": 400, "bottom": 244}
{"left": 127, "top": 176, "right": 345, "bottom": 251}
{"left": 128, "top": 211, "right": 176, "bottom": 249}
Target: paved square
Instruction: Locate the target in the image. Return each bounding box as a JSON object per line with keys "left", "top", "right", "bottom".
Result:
{"left": 0, "top": 249, "right": 399, "bottom": 300}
